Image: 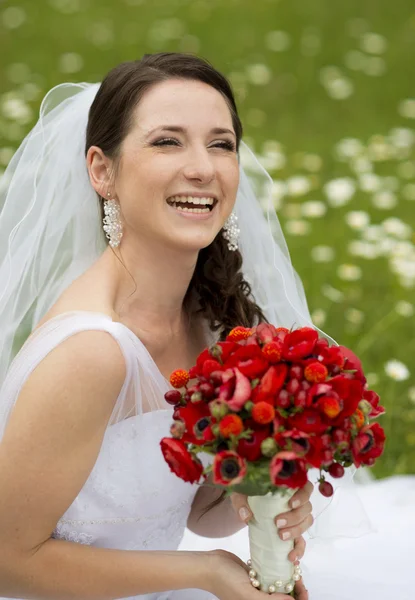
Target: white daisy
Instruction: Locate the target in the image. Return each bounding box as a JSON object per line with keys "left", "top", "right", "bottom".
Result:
{"left": 384, "top": 360, "right": 410, "bottom": 382}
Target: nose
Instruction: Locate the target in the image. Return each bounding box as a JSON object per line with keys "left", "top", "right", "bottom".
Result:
{"left": 182, "top": 147, "right": 216, "bottom": 184}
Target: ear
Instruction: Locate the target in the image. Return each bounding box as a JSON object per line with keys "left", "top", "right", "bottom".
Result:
{"left": 86, "top": 145, "right": 114, "bottom": 198}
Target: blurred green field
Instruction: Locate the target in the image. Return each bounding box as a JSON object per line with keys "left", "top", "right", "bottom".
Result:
{"left": 1, "top": 0, "right": 414, "bottom": 478}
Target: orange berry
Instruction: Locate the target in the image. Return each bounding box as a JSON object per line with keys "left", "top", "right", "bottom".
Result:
{"left": 227, "top": 326, "right": 253, "bottom": 342}
{"left": 304, "top": 362, "right": 328, "bottom": 383}
{"left": 219, "top": 414, "right": 244, "bottom": 438}
{"left": 353, "top": 408, "right": 365, "bottom": 430}
{"left": 319, "top": 396, "right": 342, "bottom": 419}
{"left": 169, "top": 369, "right": 190, "bottom": 389}
{"left": 262, "top": 342, "right": 283, "bottom": 363}
{"left": 252, "top": 401, "right": 275, "bottom": 425}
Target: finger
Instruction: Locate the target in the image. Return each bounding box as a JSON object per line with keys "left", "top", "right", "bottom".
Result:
{"left": 277, "top": 513, "right": 314, "bottom": 541}
{"left": 275, "top": 500, "right": 312, "bottom": 531}
{"left": 289, "top": 481, "right": 314, "bottom": 510}
{"left": 294, "top": 577, "right": 309, "bottom": 600}
{"left": 288, "top": 536, "right": 306, "bottom": 562}
{"left": 229, "top": 492, "right": 253, "bottom": 523}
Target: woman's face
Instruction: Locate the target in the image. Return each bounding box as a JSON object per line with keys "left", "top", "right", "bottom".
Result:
{"left": 111, "top": 78, "right": 240, "bottom": 253}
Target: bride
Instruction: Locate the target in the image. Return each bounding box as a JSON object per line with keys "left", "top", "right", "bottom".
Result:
{"left": 0, "top": 53, "right": 412, "bottom": 600}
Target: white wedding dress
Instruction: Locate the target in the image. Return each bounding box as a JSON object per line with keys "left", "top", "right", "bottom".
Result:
{"left": 0, "top": 311, "right": 414, "bottom": 599}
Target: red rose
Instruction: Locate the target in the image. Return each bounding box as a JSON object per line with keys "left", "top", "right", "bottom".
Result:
{"left": 270, "top": 451, "right": 308, "bottom": 488}
{"left": 160, "top": 438, "right": 204, "bottom": 483}
{"left": 213, "top": 450, "right": 247, "bottom": 485}
{"left": 352, "top": 422, "right": 386, "bottom": 468}
{"left": 283, "top": 327, "right": 319, "bottom": 360}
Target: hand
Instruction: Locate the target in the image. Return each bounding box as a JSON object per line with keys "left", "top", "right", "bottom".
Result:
{"left": 207, "top": 549, "right": 308, "bottom": 600}
{"left": 230, "top": 480, "right": 314, "bottom": 563}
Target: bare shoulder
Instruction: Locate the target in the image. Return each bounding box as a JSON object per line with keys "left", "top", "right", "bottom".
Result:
{"left": 0, "top": 329, "right": 127, "bottom": 557}
{"left": 19, "top": 328, "right": 127, "bottom": 425}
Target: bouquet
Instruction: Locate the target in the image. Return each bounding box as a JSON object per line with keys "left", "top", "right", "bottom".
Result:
{"left": 160, "top": 324, "right": 386, "bottom": 595}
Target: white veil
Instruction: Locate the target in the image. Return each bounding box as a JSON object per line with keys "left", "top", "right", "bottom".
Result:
{"left": 0, "top": 81, "right": 373, "bottom": 540}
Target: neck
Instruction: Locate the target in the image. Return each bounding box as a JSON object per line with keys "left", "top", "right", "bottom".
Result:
{"left": 103, "top": 238, "right": 200, "bottom": 339}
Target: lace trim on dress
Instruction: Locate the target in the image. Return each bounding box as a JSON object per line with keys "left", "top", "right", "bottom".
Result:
{"left": 56, "top": 497, "right": 191, "bottom": 526}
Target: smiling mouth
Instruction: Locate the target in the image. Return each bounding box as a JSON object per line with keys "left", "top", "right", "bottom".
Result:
{"left": 166, "top": 195, "right": 218, "bottom": 214}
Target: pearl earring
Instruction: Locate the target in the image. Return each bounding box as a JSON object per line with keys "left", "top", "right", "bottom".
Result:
{"left": 103, "top": 192, "right": 123, "bottom": 248}
{"left": 222, "top": 212, "right": 240, "bottom": 251}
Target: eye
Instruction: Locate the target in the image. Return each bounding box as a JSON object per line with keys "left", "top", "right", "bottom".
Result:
{"left": 211, "top": 140, "right": 236, "bottom": 152}
{"left": 152, "top": 137, "right": 180, "bottom": 146}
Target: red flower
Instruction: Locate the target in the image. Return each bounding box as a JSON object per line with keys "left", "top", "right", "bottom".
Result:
{"left": 202, "top": 425, "right": 216, "bottom": 442}
{"left": 274, "top": 429, "right": 326, "bottom": 469}
{"left": 202, "top": 359, "right": 222, "bottom": 379}
{"left": 213, "top": 450, "right": 247, "bottom": 485}
{"left": 305, "top": 436, "right": 328, "bottom": 469}
{"left": 175, "top": 402, "right": 211, "bottom": 445}
{"left": 330, "top": 376, "right": 364, "bottom": 426}
{"left": 288, "top": 408, "right": 327, "bottom": 434}
{"left": 339, "top": 346, "right": 366, "bottom": 383}
{"left": 225, "top": 368, "right": 252, "bottom": 412}
{"left": 219, "top": 414, "right": 244, "bottom": 438}
{"left": 224, "top": 344, "right": 269, "bottom": 379}
{"left": 318, "top": 344, "right": 345, "bottom": 369}
{"left": 160, "top": 438, "right": 204, "bottom": 483}
{"left": 254, "top": 364, "right": 288, "bottom": 404}
{"left": 252, "top": 402, "right": 275, "bottom": 425}
{"left": 270, "top": 451, "right": 308, "bottom": 488}
{"left": 363, "top": 390, "right": 386, "bottom": 418}
{"left": 255, "top": 323, "right": 279, "bottom": 344}
{"left": 283, "top": 327, "right": 319, "bottom": 360}
{"left": 237, "top": 428, "right": 270, "bottom": 461}
{"left": 352, "top": 423, "right": 386, "bottom": 467}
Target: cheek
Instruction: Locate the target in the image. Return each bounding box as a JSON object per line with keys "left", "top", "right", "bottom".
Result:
{"left": 226, "top": 163, "right": 240, "bottom": 199}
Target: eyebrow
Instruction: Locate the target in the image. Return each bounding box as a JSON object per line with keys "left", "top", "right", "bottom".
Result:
{"left": 146, "top": 125, "right": 236, "bottom": 139}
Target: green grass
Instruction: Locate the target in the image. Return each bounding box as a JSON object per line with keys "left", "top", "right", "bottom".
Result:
{"left": 1, "top": 0, "right": 414, "bottom": 477}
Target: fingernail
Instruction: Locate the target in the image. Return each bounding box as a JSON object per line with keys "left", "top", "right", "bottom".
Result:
{"left": 276, "top": 518, "right": 288, "bottom": 528}
{"left": 292, "top": 500, "right": 301, "bottom": 509}
{"left": 282, "top": 531, "right": 291, "bottom": 540}
{"left": 239, "top": 507, "right": 250, "bottom": 521}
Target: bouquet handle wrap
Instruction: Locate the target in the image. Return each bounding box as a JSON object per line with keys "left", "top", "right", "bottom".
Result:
{"left": 247, "top": 489, "right": 297, "bottom": 594}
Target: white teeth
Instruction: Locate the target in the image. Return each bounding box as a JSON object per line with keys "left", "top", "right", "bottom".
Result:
{"left": 168, "top": 195, "right": 215, "bottom": 206}
{"left": 175, "top": 206, "right": 210, "bottom": 213}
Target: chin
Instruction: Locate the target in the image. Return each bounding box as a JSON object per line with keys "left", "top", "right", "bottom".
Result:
{"left": 169, "top": 231, "right": 218, "bottom": 254}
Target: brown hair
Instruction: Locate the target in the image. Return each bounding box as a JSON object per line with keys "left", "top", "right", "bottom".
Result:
{"left": 86, "top": 53, "right": 267, "bottom": 518}
{"left": 85, "top": 53, "right": 267, "bottom": 339}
